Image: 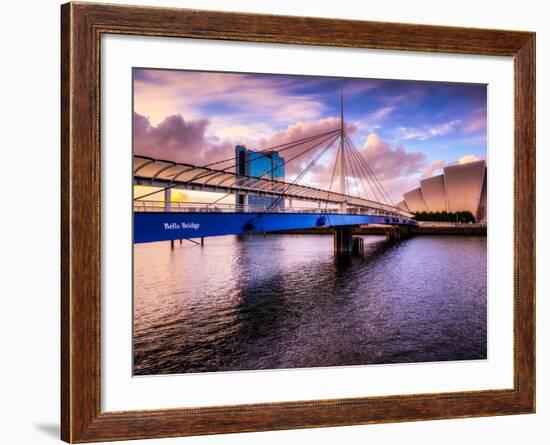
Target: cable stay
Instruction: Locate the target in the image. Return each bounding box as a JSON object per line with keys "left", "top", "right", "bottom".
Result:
{"left": 344, "top": 137, "right": 383, "bottom": 203}
{"left": 261, "top": 133, "right": 341, "bottom": 213}
{"left": 134, "top": 128, "right": 340, "bottom": 201}
{"left": 324, "top": 143, "right": 342, "bottom": 211}
{"left": 201, "top": 128, "right": 341, "bottom": 169}
{"left": 344, "top": 135, "right": 393, "bottom": 205}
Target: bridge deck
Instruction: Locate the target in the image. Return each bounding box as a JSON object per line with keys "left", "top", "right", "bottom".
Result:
{"left": 134, "top": 211, "right": 417, "bottom": 243}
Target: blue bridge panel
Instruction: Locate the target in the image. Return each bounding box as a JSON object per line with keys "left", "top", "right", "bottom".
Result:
{"left": 134, "top": 212, "right": 416, "bottom": 243}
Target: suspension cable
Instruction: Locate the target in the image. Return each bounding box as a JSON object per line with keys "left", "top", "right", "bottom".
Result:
{"left": 134, "top": 129, "right": 340, "bottom": 201}
{"left": 344, "top": 137, "right": 382, "bottom": 203}
{"left": 263, "top": 134, "right": 340, "bottom": 213}
{"left": 345, "top": 135, "right": 392, "bottom": 204}
{"left": 200, "top": 128, "right": 340, "bottom": 169}
{"left": 344, "top": 137, "right": 365, "bottom": 199}
{"left": 324, "top": 142, "right": 341, "bottom": 211}
{"left": 345, "top": 136, "right": 392, "bottom": 205}
{"left": 347, "top": 144, "right": 370, "bottom": 200}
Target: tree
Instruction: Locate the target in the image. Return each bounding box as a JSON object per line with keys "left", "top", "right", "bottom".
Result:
{"left": 414, "top": 211, "right": 475, "bottom": 223}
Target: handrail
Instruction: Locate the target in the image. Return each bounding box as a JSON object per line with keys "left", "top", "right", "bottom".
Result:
{"left": 133, "top": 200, "right": 410, "bottom": 220}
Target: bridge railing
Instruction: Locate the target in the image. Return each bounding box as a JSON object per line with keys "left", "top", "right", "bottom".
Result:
{"left": 417, "top": 221, "right": 487, "bottom": 228}
{"left": 133, "top": 200, "right": 404, "bottom": 218}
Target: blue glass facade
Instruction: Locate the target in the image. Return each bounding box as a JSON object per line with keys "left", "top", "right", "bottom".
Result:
{"left": 235, "top": 145, "right": 285, "bottom": 211}
{"left": 235, "top": 145, "right": 285, "bottom": 179}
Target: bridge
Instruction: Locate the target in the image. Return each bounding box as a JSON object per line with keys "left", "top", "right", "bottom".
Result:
{"left": 134, "top": 93, "right": 417, "bottom": 252}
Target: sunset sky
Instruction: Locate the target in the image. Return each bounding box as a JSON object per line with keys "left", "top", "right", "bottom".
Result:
{"left": 133, "top": 68, "right": 487, "bottom": 204}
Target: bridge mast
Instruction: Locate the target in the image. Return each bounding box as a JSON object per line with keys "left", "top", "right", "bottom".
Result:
{"left": 338, "top": 89, "right": 347, "bottom": 212}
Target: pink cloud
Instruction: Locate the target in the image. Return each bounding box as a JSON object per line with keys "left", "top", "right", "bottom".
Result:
{"left": 134, "top": 70, "right": 326, "bottom": 126}
{"left": 291, "top": 132, "right": 427, "bottom": 201}
{"left": 380, "top": 176, "right": 423, "bottom": 204}
{"left": 134, "top": 113, "right": 233, "bottom": 165}
{"left": 422, "top": 159, "right": 445, "bottom": 178}
{"left": 358, "top": 134, "right": 426, "bottom": 180}
{"left": 255, "top": 117, "right": 356, "bottom": 178}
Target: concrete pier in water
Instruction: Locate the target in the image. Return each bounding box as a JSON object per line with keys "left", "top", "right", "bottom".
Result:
{"left": 333, "top": 227, "right": 365, "bottom": 254}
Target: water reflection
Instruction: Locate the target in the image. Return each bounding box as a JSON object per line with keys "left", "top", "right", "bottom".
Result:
{"left": 134, "top": 235, "right": 486, "bottom": 375}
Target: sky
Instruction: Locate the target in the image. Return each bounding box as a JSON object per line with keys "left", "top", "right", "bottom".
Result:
{"left": 133, "top": 68, "right": 487, "bottom": 204}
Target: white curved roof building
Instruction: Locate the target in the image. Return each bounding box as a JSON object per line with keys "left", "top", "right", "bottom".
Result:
{"left": 420, "top": 175, "right": 446, "bottom": 211}
{"left": 397, "top": 160, "right": 487, "bottom": 222}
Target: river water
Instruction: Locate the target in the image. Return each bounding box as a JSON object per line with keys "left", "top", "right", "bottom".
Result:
{"left": 133, "top": 235, "right": 486, "bottom": 375}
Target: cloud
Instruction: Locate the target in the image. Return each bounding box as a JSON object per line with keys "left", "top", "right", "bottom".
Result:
{"left": 358, "top": 134, "right": 426, "bottom": 181}
{"left": 341, "top": 80, "right": 380, "bottom": 96}
{"left": 207, "top": 118, "right": 275, "bottom": 142}
{"left": 419, "top": 154, "right": 482, "bottom": 179}
{"left": 381, "top": 176, "right": 423, "bottom": 205}
{"left": 255, "top": 117, "right": 356, "bottom": 178}
{"left": 367, "top": 106, "right": 395, "bottom": 121}
{"left": 354, "top": 106, "right": 395, "bottom": 133}
{"left": 302, "top": 133, "right": 427, "bottom": 202}
{"left": 463, "top": 107, "right": 487, "bottom": 134}
{"left": 134, "top": 69, "right": 326, "bottom": 127}
{"left": 133, "top": 112, "right": 233, "bottom": 164}
{"left": 458, "top": 154, "right": 481, "bottom": 164}
{"left": 422, "top": 159, "right": 445, "bottom": 178}
{"left": 397, "top": 119, "right": 461, "bottom": 141}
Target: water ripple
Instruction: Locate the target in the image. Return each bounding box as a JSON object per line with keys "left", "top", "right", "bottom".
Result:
{"left": 134, "top": 235, "right": 486, "bottom": 375}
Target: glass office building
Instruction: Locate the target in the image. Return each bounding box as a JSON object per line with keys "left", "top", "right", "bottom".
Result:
{"left": 235, "top": 145, "right": 285, "bottom": 211}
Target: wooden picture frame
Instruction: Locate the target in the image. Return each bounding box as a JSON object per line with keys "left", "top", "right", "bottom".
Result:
{"left": 61, "top": 2, "right": 535, "bottom": 442}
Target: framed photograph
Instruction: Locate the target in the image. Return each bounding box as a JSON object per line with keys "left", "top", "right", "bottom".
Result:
{"left": 61, "top": 2, "right": 535, "bottom": 442}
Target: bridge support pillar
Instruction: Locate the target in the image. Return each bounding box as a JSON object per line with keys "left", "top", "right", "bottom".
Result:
{"left": 236, "top": 193, "right": 248, "bottom": 212}
{"left": 387, "top": 225, "right": 416, "bottom": 241}
{"left": 387, "top": 226, "right": 400, "bottom": 241}
{"left": 164, "top": 188, "right": 171, "bottom": 212}
{"left": 333, "top": 227, "right": 354, "bottom": 254}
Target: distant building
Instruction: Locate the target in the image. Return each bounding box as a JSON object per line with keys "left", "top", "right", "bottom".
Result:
{"left": 235, "top": 145, "right": 285, "bottom": 211}
{"left": 397, "top": 159, "right": 487, "bottom": 222}
{"left": 403, "top": 188, "right": 428, "bottom": 213}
